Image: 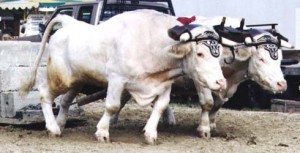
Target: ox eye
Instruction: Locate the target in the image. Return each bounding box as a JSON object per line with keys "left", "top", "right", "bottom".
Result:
{"left": 259, "top": 58, "right": 265, "bottom": 63}
{"left": 197, "top": 53, "right": 204, "bottom": 58}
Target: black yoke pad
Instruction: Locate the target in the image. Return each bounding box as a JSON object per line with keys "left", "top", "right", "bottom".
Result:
{"left": 168, "top": 24, "right": 200, "bottom": 41}
{"left": 213, "top": 25, "right": 249, "bottom": 43}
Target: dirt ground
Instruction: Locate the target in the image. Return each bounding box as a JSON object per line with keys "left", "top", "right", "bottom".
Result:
{"left": 0, "top": 101, "right": 299, "bottom": 153}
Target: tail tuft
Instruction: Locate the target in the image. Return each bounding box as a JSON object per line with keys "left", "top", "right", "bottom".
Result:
{"left": 19, "top": 69, "right": 37, "bottom": 97}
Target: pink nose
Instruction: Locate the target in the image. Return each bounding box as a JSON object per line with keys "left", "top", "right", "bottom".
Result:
{"left": 277, "top": 81, "right": 287, "bottom": 92}
{"left": 216, "top": 79, "right": 226, "bottom": 90}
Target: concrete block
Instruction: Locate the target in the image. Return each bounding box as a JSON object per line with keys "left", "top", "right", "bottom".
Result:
{"left": 0, "top": 91, "right": 85, "bottom": 124}
{"left": 0, "top": 93, "right": 14, "bottom": 117}
{"left": 0, "top": 41, "right": 48, "bottom": 69}
{"left": 0, "top": 41, "right": 85, "bottom": 124}
{"left": 0, "top": 67, "right": 46, "bottom": 92}
{"left": 0, "top": 91, "right": 80, "bottom": 118}
{"left": 0, "top": 91, "right": 40, "bottom": 118}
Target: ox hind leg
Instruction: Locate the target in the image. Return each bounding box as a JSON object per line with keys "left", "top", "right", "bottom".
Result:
{"left": 57, "top": 86, "right": 130, "bottom": 127}
{"left": 39, "top": 82, "right": 63, "bottom": 136}
{"left": 144, "top": 86, "right": 172, "bottom": 145}
{"left": 41, "top": 56, "right": 70, "bottom": 136}
{"left": 95, "top": 76, "right": 125, "bottom": 142}
{"left": 56, "top": 85, "right": 83, "bottom": 132}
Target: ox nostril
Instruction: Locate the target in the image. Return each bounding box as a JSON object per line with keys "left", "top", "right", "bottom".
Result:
{"left": 216, "top": 79, "right": 226, "bottom": 89}
{"left": 277, "top": 82, "right": 283, "bottom": 88}
{"left": 277, "top": 81, "right": 287, "bottom": 91}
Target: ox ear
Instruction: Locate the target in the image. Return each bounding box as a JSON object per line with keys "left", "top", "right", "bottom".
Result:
{"left": 234, "top": 47, "right": 253, "bottom": 61}
{"left": 245, "top": 37, "right": 253, "bottom": 44}
{"left": 179, "top": 32, "right": 191, "bottom": 42}
{"left": 168, "top": 43, "right": 192, "bottom": 58}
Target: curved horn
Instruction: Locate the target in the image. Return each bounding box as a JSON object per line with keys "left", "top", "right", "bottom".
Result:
{"left": 179, "top": 32, "right": 191, "bottom": 42}
{"left": 244, "top": 36, "right": 258, "bottom": 46}
{"left": 221, "top": 37, "right": 239, "bottom": 46}
{"left": 245, "top": 36, "right": 253, "bottom": 44}
{"left": 280, "top": 39, "right": 294, "bottom": 49}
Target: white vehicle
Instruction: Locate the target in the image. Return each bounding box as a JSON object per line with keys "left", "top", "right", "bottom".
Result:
{"left": 19, "top": 14, "right": 46, "bottom": 37}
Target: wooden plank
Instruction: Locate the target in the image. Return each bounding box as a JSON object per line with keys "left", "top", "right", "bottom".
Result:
{"left": 271, "top": 98, "right": 300, "bottom": 104}
{"left": 283, "top": 50, "right": 300, "bottom": 61}
{"left": 271, "top": 99, "right": 300, "bottom": 113}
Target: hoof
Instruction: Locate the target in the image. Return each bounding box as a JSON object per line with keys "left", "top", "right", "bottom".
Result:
{"left": 199, "top": 131, "right": 211, "bottom": 138}
{"left": 197, "top": 126, "right": 211, "bottom": 139}
{"left": 144, "top": 131, "right": 157, "bottom": 145}
{"left": 56, "top": 121, "right": 67, "bottom": 132}
{"left": 56, "top": 122, "right": 66, "bottom": 132}
{"left": 46, "top": 124, "right": 62, "bottom": 137}
{"left": 95, "top": 130, "right": 110, "bottom": 142}
{"left": 46, "top": 130, "right": 62, "bottom": 137}
{"left": 210, "top": 123, "right": 217, "bottom": 131}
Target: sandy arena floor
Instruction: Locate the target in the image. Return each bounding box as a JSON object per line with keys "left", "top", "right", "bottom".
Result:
{"left": 0, "top": 101, "right": 299, "bottom": 153}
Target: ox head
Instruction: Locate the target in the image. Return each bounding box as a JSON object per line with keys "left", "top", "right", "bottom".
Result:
{"left": 213, "top": 17, "right": 292, "bottom": 93}
{"left": 168, "top": 24, "right": 238, "bottom": 91}
{"left": 223, "top": 29, "right": 293, "bottom": 93}
{"left": 241, "top": 29, "right": 293, "bottom": 93}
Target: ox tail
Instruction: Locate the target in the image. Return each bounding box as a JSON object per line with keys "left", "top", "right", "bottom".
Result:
{"left": 19, "top": 15, "right": 65, "bottom": 97}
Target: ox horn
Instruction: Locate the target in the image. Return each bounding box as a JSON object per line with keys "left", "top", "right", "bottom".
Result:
{"left": 221, "top": 37, "right": 239, "bottom": 46}
{"left": 179, "top": 32, "right": 191, "bottom": 42}
{"left": 245, "top": 36, "right": 253, "bottom": 44}
{"left": 180, "top": 26, "right": 202, "bottom": 42}
{"left": 244, "top": 36, "right": 257, "bottom": 46}
{"left": 280, "top": 39, "right": 294, "bottom": 49}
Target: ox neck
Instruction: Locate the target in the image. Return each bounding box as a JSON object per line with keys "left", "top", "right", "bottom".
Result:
{"left": 167, "top": 67, "right": 185, "bottom": 80}
{"left": 164, "top": 59, "right": 191, "bottom": 83}
{"left": 221, "top": 59, "right": 249, "bottom": 82}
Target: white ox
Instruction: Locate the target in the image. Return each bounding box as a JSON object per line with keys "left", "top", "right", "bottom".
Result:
{"left": 163, "top": 16, "right": 293, "bottom": 138}
{"left": 20, "top": 10, "right": 239, "bottom": 144}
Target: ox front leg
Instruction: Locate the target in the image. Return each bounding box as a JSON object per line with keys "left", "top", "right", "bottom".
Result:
{"left": 209, "top": 97, "right": 224, "bottom": 131}
{"left": 144, "top": 86, "right": 171, "bottom": 145}
{"left": 56, "top": 85, "right": 82, "bottom": 131}
{"left": 196, "top": 87, "right": 214, "bottom": 138}
{"left": 40, "top": 83, "right": 61, "bottom": 136}
{"left": 95, "top": 77, "right": 125, "bottom": 142}
{"left": 162, "top": 106, "right": 176, "bottom": 126}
